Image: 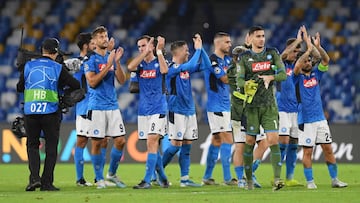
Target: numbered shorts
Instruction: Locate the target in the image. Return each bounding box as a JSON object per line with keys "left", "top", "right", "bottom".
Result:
{"left": 168, "top": 112, "right": 198, "bottom": 141}
{"left": 246, "top": 106, "right": 279, "bottom": 135}
{"left": 298, "top": 120, "right": 332, "bottom": 147}
{"left": 138, "top": 114, "right": 167, "bottom": 140}
{"left": 87, "top": 109, "right": 126, "bottom": 138}
{"left": 207, "top": 111, "right": 232, "bottom": 134}
{"left": 278, "top": 111, "right": 299, "bottom": 138}
{"left": 232, "top": 120, "right": 266, "bottom": 143}
{"left": 76, "top": 115, "right": 90, "bottom": 137}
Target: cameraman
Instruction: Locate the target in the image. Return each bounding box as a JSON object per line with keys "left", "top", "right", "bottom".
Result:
{"left": 17, "top": 38, "right": 80, "bottom": 191}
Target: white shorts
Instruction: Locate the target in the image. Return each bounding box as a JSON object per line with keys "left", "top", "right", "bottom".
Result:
{"left": 299, "top": 120, "right": 332, "bottom": 147}
{"left": 207, "top": 111, "right": 232, "bottom": 134}
{"left": 76, "top": 115, "right": 90, "bottom": 136}
{"left": 138, "top": 114, "right": 167, "bottom": 140}
{"left": 87, "top": 109, "right": 126, "bottom": 138}
{"left": 279, "top": 111, "right": 299, "bottom": 138}
{"left": 168, "top": 112, "right": 198, "bottom": 141}
{"left": 232, "top": 120, "right": 266, "bottom": 143}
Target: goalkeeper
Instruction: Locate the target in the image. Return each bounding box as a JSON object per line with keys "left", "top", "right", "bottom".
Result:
{"left": 235, "top": 26, "right": 287, "bottom": 190}
{"left": 230, "top": 43, "right": 268, "bottom": 189}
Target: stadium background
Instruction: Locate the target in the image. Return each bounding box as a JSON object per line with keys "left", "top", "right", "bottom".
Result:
{"left": 0, "top": 0, "right": 359, "bottom": 163}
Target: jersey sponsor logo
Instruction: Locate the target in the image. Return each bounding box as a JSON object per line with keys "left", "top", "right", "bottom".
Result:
{"left": 180, "top": 71, "right": 190, "bottom": 79}
{"left": 252, "top": 61, "right": 271, "bottom": 72}
{"left": 286, "top": 68, "right": 293, "bottom": 76}
{"left": 98, "top": 64, "right": 114, "bottom": 71}
{"left": 140, "top": 70, "right": 156, "bottom": 78}
{"left": 98, "top": 64, "right": 106, "bottom": 71}
{"left": 303, "top": 77, "right": 318, "bottom": 88}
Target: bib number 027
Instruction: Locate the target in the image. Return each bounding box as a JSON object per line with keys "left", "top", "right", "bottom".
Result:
{"left": 30, "top": 102, "right": 47, "bottom": 113}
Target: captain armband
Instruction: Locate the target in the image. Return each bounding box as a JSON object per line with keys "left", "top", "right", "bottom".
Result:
{"left": 318, "top": 63, "right": 328, "bottom": 72}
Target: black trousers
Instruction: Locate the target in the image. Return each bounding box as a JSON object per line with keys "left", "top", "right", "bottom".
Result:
{"left": 24, "top": 111, "right": 61, "bottom": 186}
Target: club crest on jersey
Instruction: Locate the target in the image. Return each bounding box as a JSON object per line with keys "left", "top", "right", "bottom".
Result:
{"left": 248, "top": 58, "right": 254, "bottom": 62}
{"left": 140, "top": 70, "right": 156, "bottom": 78}
{"left": 130, "top": 72, "right": 137, "bottom": 78}
{"left": 154, "top": 63, "right": 159, "bottom": 68}
{"left": 303, "top": 77, "right": 318, "bottom": 88}
{"left": 266, "top": 54, "right": 272, "bottom": 60}
{"left": 180, "top": 71, "right": 190, "bottom": 79}
{"left": 252, "top": 61, "right": 271, "bottom": 72}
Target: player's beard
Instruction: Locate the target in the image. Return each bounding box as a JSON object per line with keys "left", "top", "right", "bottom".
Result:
{"left": 222, "top": 47, "right": 230, "bottom": 55}
{"left": 256, "top": 42, "right": 264, "bottom": 49}
{"left": 98, "top": 42, "right": 108, "bottom": 50}
{"left": 302, "top": 65, "right": 312, "bottom": 73}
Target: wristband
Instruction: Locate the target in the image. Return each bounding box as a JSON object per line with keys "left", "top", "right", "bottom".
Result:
{"left": 156, "top": 50, "right": 163, "bottom": 55}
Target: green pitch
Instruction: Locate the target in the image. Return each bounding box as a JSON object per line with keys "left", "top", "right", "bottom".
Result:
{"left": 0, "top": 163, "right": 359, "bottom": 203}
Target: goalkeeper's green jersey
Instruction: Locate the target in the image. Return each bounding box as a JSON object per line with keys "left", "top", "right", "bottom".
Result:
{"left": 236, "top": 47, "right": 286, "bottom": 107}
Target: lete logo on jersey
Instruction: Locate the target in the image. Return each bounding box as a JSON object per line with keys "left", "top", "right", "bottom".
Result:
{"left": 286, "top": 68, "right": 293, "bottom": 76}
{"left": 303, "top": 77, "right": 318, "bottom": 88}
{"left": 140, "top": 70, "right": 156, "bottom": 78}
{"left": 252, "top": 61, "right": 271, "bottom": 72}
{"left": 98, "top": 64, "right": 114, "bottom": 71}
{"left": 180, "top": 71, "right": 190, "bottom": 79}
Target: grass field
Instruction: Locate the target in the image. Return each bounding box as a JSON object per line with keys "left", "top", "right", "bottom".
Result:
{"left": 0, "top": 163, "right": 359, "bottom": 203}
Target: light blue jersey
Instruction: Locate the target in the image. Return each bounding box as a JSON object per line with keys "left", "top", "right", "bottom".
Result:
{"left": 203, "top": 54, "right": 231, "bottom": 112}
{"left": 167, "top": 49, "right": 202, "bottom": 116}
{"left": 137, "top": 58, "right": 167, "bottom": 116}
{"left": 84, "top": 52, "right": 119, "bottom": 111}
{"left": 276, "top": 61, "right": 298, "bottom": 112}
{"left": 293, "top": 66, "right": 326, "bottom": 123}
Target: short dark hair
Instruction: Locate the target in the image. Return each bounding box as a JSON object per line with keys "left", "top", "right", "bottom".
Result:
{"left": 92, "top": 26, "right": 107, "bottom": 37}
{"left": 214, "top": 32, "right": 230, "bottom": 40}
{"left": 286, "top": 38, "right": 301, "bottom": 49}
{"left": 77, "top": 32, "right": 92, "bottom": 50}
{"left": 170, "top": 40, "right": 186, "bottom": 53}
{"left": 137, "top": 35, "right": 151, "bottom": 42}
{"left": 136, "top": 35, "right": 157, "bottom": 49}
{"left": 248, "top": 25, "right": 264, "bottom": 35}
